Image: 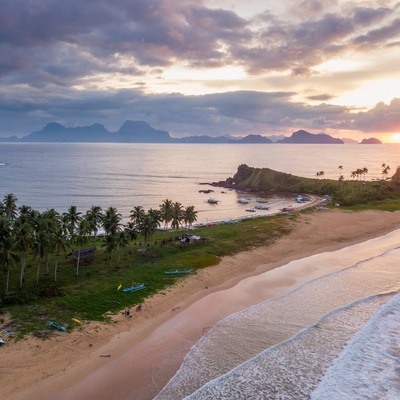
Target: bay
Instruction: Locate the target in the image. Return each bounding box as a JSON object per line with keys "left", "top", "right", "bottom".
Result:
{"left": 0, "top": 143, "right": 399, "bottom": 223}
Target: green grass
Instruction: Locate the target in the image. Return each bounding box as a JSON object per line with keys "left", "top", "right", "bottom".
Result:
{"left": 0, "top": 214, "right": 296, "bottom": 338}
{"left": 339, "top": 199, "right": 400, "bottom": 212}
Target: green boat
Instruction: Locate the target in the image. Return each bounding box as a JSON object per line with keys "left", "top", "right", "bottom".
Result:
{"left": 164, "top": 269, "right": 192, "bottom": 275}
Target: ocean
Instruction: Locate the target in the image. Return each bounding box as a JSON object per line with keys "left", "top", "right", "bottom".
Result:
{"left": 155, "top": 230, "right": 400, "bottom": 399}
{"left": 2, "top": 142, "right": 400, "bottom": 399}
{"left": 1, "top": 142, "right": 400, "bottom": 224}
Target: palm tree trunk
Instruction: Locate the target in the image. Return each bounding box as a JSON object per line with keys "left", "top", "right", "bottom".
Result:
{"left": 46, "top": 253, "right": 51, "bottom": 273}
{"left": 76, "top": 249, "right": 81, "bottom": 276}
{"left": 54, "top": 254, "right": 59, "bottom": 282}
{"left": 36, "top": 258, "right": 41, "bottom": 285}
{"left": 6, "top": 269, "right": 10, "bottom": 294}
{"left": 19, "top": 252, "right": 26, "bottom": 289}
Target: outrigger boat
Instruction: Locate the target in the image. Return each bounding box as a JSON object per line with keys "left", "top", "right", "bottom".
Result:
{"left": 206, "top": 198, "right": 219, "bottom": 204}
{"left": 164, "top": 269, "right": 192, "bottom": 275}
{"left": 122, "top": 283, "right": 145, "bottom": 293}
{"left": 47, "top": 321, "right": 67, "bottom": 332}
{"left": 0, "top": 326, "right": 16, "bottom": 345}
{"left": 254, "top": 205, "right": 269, "bottom": 210}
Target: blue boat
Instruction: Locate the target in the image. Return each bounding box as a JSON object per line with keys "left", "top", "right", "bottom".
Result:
{"left": 122, "top": 283, "right": 145, "bottom": 293}
{"left": 164, "top": 269, "right": 192, "bottom": 275}
{"left": 47, "top": 321, "right": 67, "bottom": 332}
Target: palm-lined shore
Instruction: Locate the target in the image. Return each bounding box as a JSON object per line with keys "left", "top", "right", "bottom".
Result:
{"left": 0, "top": 194, "right": 197, "bottom": 290}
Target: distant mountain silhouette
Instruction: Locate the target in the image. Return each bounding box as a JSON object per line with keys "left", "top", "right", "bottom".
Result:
{"left": 115, "top": 121, "right": 171, "bottom": 143}
{"left": 21, "top": 122, "right": 110, "bottom": 142}
{"left": 16, "top": 122, "right": 343, "bottom": 144}
{"left": 341, "top": 137, "right": 358, "bottom": 144}
{"left": 277, "top": 130, "right": 343, "bottom": 144}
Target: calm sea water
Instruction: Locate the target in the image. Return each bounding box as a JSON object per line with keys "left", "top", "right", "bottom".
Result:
{"left": 1, "top": 142, "right": 399, "bottom": 223}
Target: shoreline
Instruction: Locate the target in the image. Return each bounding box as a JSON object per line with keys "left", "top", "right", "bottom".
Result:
{"left": 3, "top": 209, "right": 400, "bottom": 400}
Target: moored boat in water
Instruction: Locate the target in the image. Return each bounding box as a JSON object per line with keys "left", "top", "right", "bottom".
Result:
{"left": 206, "top": 198, "right": 219, "bottom": 204}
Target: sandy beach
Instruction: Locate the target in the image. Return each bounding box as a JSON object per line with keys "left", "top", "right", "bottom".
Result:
{"left": 2, "top": 209, "right": 400, "bottom": 400}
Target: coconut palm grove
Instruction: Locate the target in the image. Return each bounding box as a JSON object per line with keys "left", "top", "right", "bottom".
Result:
{"left": 0, "top": 195, "right": 198, "bottom": 316}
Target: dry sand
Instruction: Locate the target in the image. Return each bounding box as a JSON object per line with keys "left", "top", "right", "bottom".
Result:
{"left": 2, "top": 209, "right": 400, "bottom": 400}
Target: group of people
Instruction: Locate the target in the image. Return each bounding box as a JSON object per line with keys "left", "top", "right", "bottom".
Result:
{"left": 124, "top": 304, "right": 142, "bottom": 317}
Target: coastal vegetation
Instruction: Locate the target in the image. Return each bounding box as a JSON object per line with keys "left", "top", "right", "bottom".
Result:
{"left": 213, "top": 163, "right": 400, "bottom": 207}
{"left": 0, "top": 194, "right": 293, "bottom": 338}
{"left": 2, "top": 162, "right": 400, "bottom": 339}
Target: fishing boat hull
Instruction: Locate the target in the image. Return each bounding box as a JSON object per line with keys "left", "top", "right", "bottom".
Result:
{"left": 122, "top": 283, "right": 145, "bottom": 293}
{"left": 47, "top": 321, "right": 67, "bottom": 332}
{"left": 164, "top": 270, "right": 192, "bottom": 275}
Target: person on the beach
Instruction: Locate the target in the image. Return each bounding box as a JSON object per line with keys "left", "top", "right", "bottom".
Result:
{"left": 125, "top": 308, "right": 130, "bottom": 317}
{"left": 136, "top": 304, "right": 142, "bottom": 312}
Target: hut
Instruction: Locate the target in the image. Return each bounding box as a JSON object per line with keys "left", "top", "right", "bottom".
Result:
{"left": 71, "top": 247, "right": 96, "bottom": 266}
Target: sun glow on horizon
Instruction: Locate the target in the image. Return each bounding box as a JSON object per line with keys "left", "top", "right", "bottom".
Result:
{"left": 390, "top": 133, "right": 400, "bottom": 143}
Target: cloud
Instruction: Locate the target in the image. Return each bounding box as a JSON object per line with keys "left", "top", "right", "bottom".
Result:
{"left": 0, "top": 0, "right": 399, "bottom": 139}
{"left": 0, "top": 0, "right": 249, "bottom": 82}
{"left": 2, "top": 0, "right": 397, "bottom": 85}
{"left": 306, "top": 94, "right": 335, "bottom": 101}
{"left": 339, "top": 98, "right": 400, "bottom": 133}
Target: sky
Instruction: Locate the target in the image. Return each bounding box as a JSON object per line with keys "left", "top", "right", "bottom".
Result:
{"left": 1, "top": 0, "right": 400, "bottom": 142}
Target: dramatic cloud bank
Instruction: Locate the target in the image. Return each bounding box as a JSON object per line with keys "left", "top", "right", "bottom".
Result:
{"left": 0, "top": 0, "right": 399, "bottom": 140}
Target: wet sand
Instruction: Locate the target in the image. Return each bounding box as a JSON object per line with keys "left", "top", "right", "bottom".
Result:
{"left": 3, "top": 209, "right": 400, "bottom": 400}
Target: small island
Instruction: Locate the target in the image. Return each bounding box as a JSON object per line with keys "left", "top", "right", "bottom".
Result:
{"left": 360, "top": 137, "right": 382, "bottom": 144}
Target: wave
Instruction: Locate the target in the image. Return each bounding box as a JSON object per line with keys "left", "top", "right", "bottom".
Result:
{"left": 155, "top": 244, "right": 400, "bottom": 399}
{"left": 186, "top": 292, "right": 397, "bottom": 399}
{"left": 311, "top": 293, "right": 400, "bottom": 399}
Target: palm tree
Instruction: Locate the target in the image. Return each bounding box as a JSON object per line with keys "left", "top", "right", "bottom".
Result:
{"left": 171, "top": 202, "right": 183, "bottom": 230}
{"left": 339, "top": 175, "right": 344, "bottom": 194}
{"left": 13, "top": 221, "right": 34, "bottom": 288}
{"left": 41, "top": 209, "right": 61, "bottom": 273}
{"left": 148, "top": 208, "right": 161, "bottom": 232}
{"left": 102, "top": 207, "right": 122, "bottom": 236}
{"left": 170, "top": 202, "right": 183, "bottom": 241}
{"left": 0, "top": 234, "right": 19, "bottom": 294}
{"left": 0, "top": 217, "right": 11, "bottom": 242}
{"left": 62, "top": 205, "right": 82, "bottom": 245}
{"left": 115, "top": 231, "right": 129, "bottom": 267}
{"left": 362, "top": 167, "right": 368, "bottom": 181}
{"left": 138, "top": 213, "right": 158, "bottom": 247}
{"left": 130, "top": 206, "right": 145, "bottom": 229}
{"left": 17, "top": 205, "right": 34, "bottom": 222}
{"left": 33, "top": 229, "right": 50, "bottom": 285}
{"left": 75, "top": 218, "right": 92, "bottom": 276}
{"left": 159, "top": 199, "right": 173, "bottom": 231}
{"left": 2, "top": 193, "right": 18, "bottom": 222}
{"left": 382, "top": 163, "right": 390, "bottom": 179}
{"left": 52, "top": 228, "right": 69, "bottom": 282}
{"left": 338, "top": 165, "right": 343, "bottom": 179}
{"left": 85, "top": 205, "right": 103, "bottom": 237}
{"left": 102, "top": 234, "right": 117, "bottom": 260}
{"left": 124, "top": 222, "right": 138, "bottom": 253}
{"left": 182, "top": 205, "right": 198, "bottom": 229}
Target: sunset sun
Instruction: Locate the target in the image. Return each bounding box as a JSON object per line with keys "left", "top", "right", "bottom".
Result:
{"left": 390, "top": 133, "right": 400, "bottom": 143}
